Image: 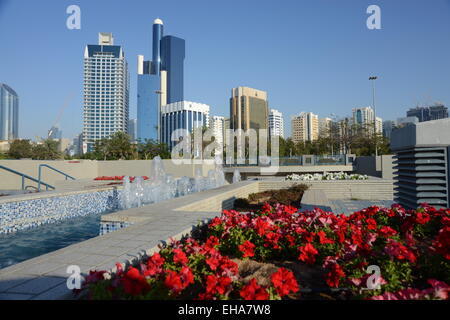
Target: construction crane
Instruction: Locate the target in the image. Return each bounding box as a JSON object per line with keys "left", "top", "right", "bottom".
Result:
{"left": 48, "top": 93, "right": 75, "bottom": 139}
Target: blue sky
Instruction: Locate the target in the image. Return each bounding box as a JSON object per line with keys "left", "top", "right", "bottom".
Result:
{"left": 1, "top": 0, "right": 450, "bottom": 140}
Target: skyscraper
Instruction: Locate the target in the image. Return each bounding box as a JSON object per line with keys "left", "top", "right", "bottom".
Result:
{"left": 0, "top": 83, "right": 19, "bottom": 141}
{"left": 209, "top": 115, "right": 225, "bottom": 150}
{"left": 83, "top": 33, "right": 129, "bottom": 152}
{"left": 161, "top": 36, "right": 185, "bottom": 104}
{"left": 407, "top": 104, "right": 449, "bottom": 122}
{"left": 161, "top": 101, "right": 210, "bottom": 149}
{"left": 230, "top": 87, "right": 269, "bottom": 131}
{"left": 382, "top": 120, "right": 396, "bottom": 139}
{"left": 352, "top": 106, "right": 382, "bottom": 134}
{"left": 291, "top": 112, "right": 319, "bottom": 144}
{"left": 137, "top": 19, "right": 185, "bottom": 142}
{"left": 128, "top": 119, "right": 137, "bottom": 142}
{"left": 268, "top": 109, "right": 284, "bottom": 138}
{"left": 48, "top": 125, "right": 62, "bottom": 140}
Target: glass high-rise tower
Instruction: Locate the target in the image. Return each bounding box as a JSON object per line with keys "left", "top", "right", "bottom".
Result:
{"left": 0, "top": 83, "right": 19, "bottom": 141}
{"left": 83, "top": 33, "right": 129, "bottom": 152}
{"left": 137, "top": 19, "right": 185, "bottom": 142}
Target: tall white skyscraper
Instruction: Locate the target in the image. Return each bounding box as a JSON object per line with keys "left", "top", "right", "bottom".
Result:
{"left": 83, "top": 33, "right": 129, "bottom": 152}
{"left": 268, "top": 109, "right": 284, "bottom": 138}
{"left": 209, "top": 115, "right": 225, "bottom": 149}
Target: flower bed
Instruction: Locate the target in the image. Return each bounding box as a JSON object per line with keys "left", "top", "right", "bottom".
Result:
{"left": 78, "top": 203, "right": 450, "bottom": 300}
{"left": 94, "top": 176, "right": 149, "bottom": 182}
{"left": 233, "top": 184, "right": 308, "bottom": 211}
{"left": 285, "top": 172, "right": 368, "bottom": 181}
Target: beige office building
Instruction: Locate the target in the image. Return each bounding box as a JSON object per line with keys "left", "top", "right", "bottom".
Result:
{"left": 230, "top": 87, "right": 269, "bottom": 131}
{"left": 291, "top": 112, "right": 319, "bottom": 143}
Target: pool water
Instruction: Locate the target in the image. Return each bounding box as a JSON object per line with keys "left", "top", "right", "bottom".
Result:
{"left": 0, "top": 212, "right": 107, "bottom": 270}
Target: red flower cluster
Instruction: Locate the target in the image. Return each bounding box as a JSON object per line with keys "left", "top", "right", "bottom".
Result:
{"left": 298, "top": 243, "right": 318, "bottom": 264}
{"left": 240, "top": 279, "right": 269, "bottom": 300}
{"left": 81, "top": 202, "right": 450, "bottom": 300}
{"left": 94, "top": 176, "right": 149, "bottom": 182}
{"left": 271, "top": 268, "right": 299, "bottom": 297}
{"left": 238, "top": 240, "right": 255, "bottom": 258}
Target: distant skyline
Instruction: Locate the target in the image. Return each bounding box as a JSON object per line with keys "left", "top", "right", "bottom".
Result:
{"left": 1, "top": 0, "right": 450, "bottom": 140}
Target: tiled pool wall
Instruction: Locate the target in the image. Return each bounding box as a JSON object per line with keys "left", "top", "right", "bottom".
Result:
{"left": 99, "top": 221, "right": 132, "bottom": 235}
{"left": 0, "top": 189, "right": 122, "bottom": 234}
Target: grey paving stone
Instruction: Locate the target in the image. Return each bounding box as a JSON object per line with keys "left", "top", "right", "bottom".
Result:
{"left": 31, "top": 282, "right": 76, "bottom": 300}
{"left": 7, "top": 276, "right": 65, "bottom": 295}
{"left": 114, "top": 239, "right": 149, "bottom": 249}
{"left": 78, "top": 254, "right": 116, "bottom": 266}
{"left": 0, "top": 293, "right": 33, "bottom": 300}
{"left": 0, "top": 273, "right": 34, "bottom": 292}
{"left": 18, "top": 262, "right": 63, "bottom": 276}
{"left": 48, "top": 251, "right": 88, "bottom": 264}
{"left": 43, "top": 264, "right": 96, "bottom": 278}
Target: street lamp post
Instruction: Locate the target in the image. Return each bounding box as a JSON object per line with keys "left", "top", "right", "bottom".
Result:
{"left": 369, "top": 76, "right": 378, "bottom": 157}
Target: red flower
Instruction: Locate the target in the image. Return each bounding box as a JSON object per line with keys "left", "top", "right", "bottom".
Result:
{"left": 284, "top": 205, "right": 298, "bottom": 214}
{"left": 206, "top": 256, "right": 220, "bottom": 271}
{"left": 205, "top": 275, "right": 232, "bottom": 295}
{"left": 239, "top": 240, "right": 256, "bottom": 258}
{"left": 302, "top": 231, "right": 316, "bottom": 243}
{"left": 298, "top": 243, "right": 319, "bottom": 264}
{"left": 416, "top": 211, "right": 431, "bottom": 225}
{"left": 271, "top": 268, "right": 299, "bottom": 297}
{"left": 173, "top": 248, "right": 189, "bottom": 265}
{"left": 324, "top": 263, "right": 345, "bottom": 288}
{"left": 433, "top": 226, "right": 450, "bottom": 260}
{"left": 366, "top": 218, "right": 377, "bottom": 230}
{"left": 385, "top": 239, "right": 417, "bottom": 263}
{"left": 209, "top": 217, "right": 223, "bottom": 228}
{"left": 144, "top": 253, "right": 165, "bottom": 276}
{"left": 121, "top": 267, "right": 150, "bottom": 296}
{"left": 286, "top": 235, "right": 296, "bottom": 247}
{"left": 204, "top": 236, "right": 220, "bottom": 252}
{"left": 180, "top": 266, "right": 195, "bottom": 287}
{"left": 317, "top": 230, "right": 335, "bottom": 245}
{"left": 164, "top": 267, "right": 194, "bottom": 294}
{"left": 164, "top": 270, "right": 183, "bottom": 294}
{"left": 240, "top": 279, "right": 269, "bottom": 300}
{"left": 254, "top": 217, "right": 271, "bottom": 236}
{"left": 265, "top": 232, "right": 282, "bottom": 249}
{"left": 378, "top": 226, "right": 397, "bottom": 237}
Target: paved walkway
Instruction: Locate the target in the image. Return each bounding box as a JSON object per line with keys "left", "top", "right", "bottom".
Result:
{"left": 330, "top": 200, "right": 395, "bottom": 216}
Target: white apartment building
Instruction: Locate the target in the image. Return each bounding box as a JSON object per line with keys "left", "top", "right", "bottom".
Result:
{"left": 83, "top": 33, "right": 129, "bottom": 152}
{"left": 268, "top": 109, "right": 284, "bottom": 138}
{"left": 209, "top": 115, "right": 225, "bottom": 148}
{"left": 352, "top": 106, "right": 382, "bottom": 134}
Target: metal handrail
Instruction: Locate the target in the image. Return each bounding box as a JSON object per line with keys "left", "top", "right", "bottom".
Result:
{"left": 38, "top": 164, "right": 75, "bottom": 191}
{"left": 0, "top": 165, "right": 54, "bottom": 191}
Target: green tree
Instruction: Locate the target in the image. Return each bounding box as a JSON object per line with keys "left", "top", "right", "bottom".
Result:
{"left": 137, "top": 139, "right": 171, "bottom": 160}
{"left": 8, "top": 140, "right": 33, "bottom": 159}
{"left": 32, "top": 139, "right": 62, "bottom": 160}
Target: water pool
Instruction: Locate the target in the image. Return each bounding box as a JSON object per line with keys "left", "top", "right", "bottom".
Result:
{"left": 0, "top": 211, "right": 108, "bottom": 270}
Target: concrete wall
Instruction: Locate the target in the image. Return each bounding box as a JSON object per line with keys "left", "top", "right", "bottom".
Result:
{"left": 0, "top": 160, "right": 216, "bottom": 190}
{"left": 258, "top": 179, "right": 394, "bottom": 200}
{"left": 354, "top": 155, "right": 394, "bottom": 180}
